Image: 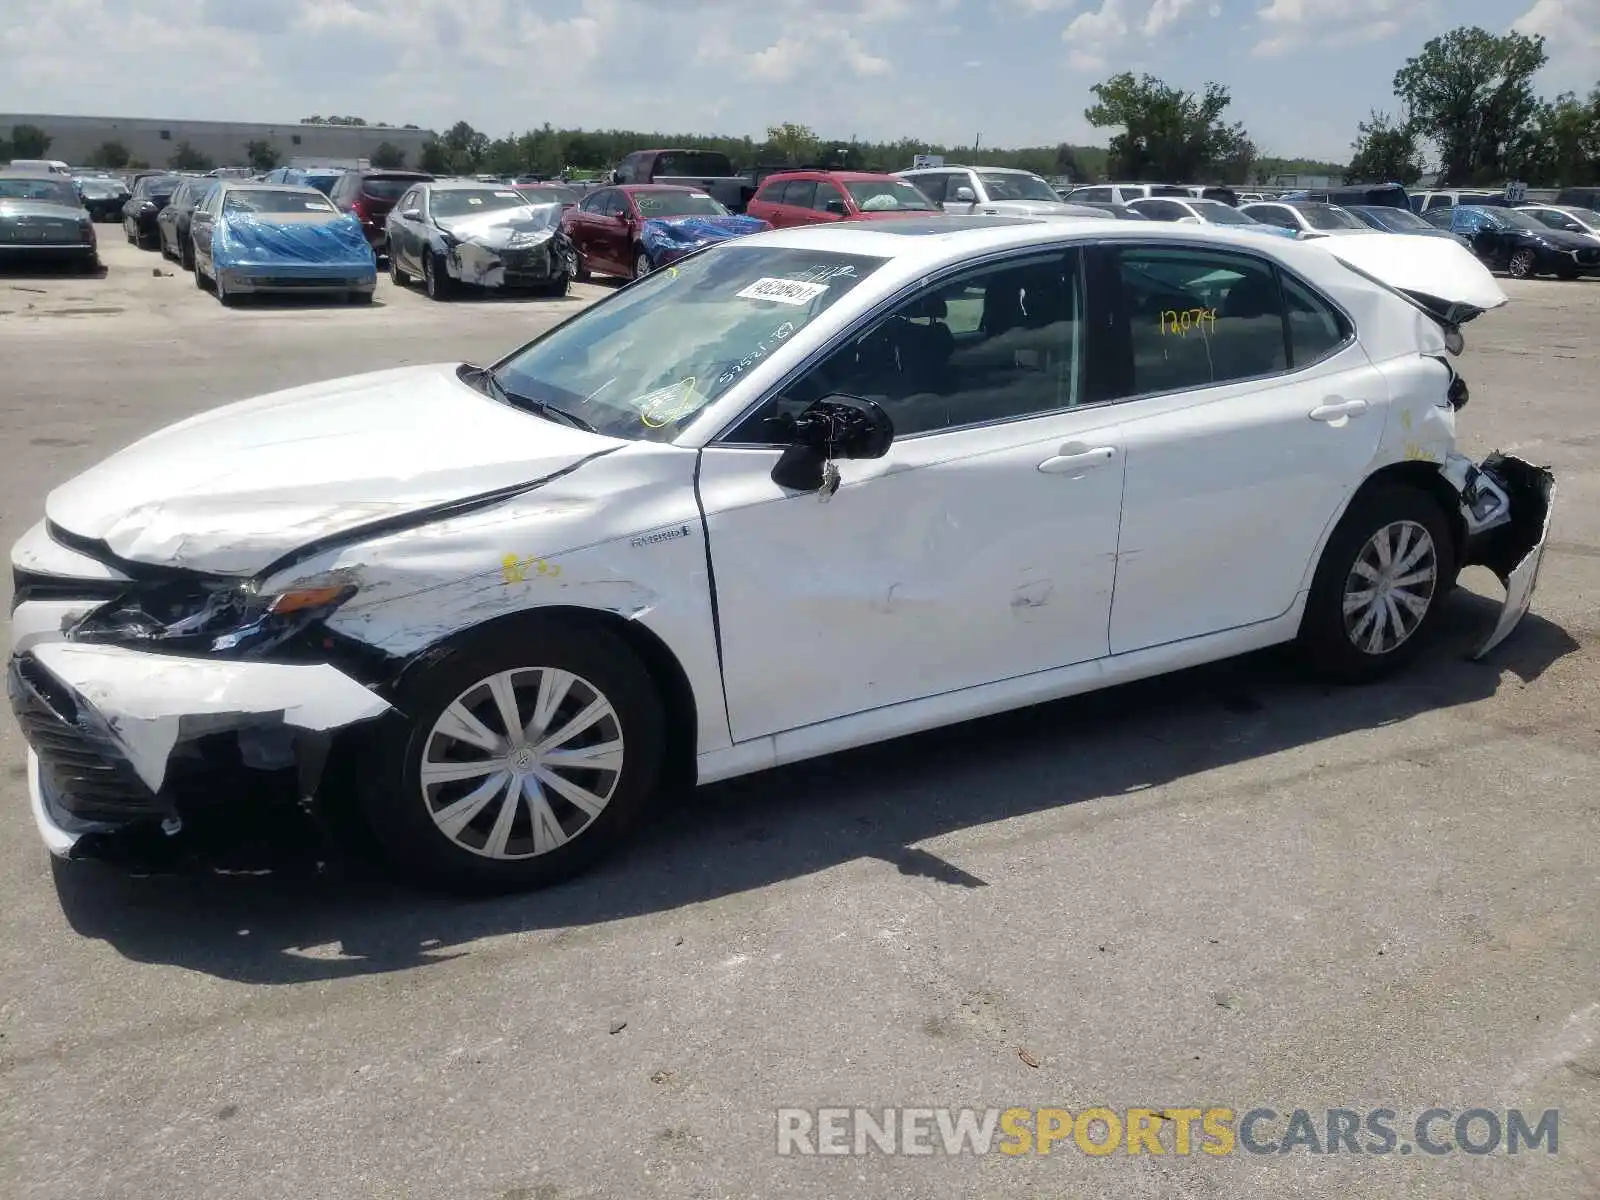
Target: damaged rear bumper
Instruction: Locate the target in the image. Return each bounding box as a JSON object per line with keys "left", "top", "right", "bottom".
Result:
{"left": 7, "top": 642, "right": 390, "bottom": 859}
{"left": 1443, "top": 451, "right": 1556, "bottom": 659}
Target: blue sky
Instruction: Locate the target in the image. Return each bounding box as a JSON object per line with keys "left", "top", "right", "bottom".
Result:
{"left": 1, "top": 0, "right": 1594, "bottom": 162}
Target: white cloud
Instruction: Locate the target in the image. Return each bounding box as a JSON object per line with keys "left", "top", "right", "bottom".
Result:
{"left": 1060, "top": 0, "right": 1209, "bottom": 70}
{"left": 1251, "top": 0, "right": 1407, "bottom": 56}
{"left": 1514, "top": 0, "right": 1600, "bottom": 92}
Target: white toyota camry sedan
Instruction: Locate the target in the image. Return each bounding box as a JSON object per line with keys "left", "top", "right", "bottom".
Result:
{"left": 8, "top": 216, "right": 1554, "bottom": 893}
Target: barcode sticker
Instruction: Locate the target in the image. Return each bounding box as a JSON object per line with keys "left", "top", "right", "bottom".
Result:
{"left": 736, "top": 277, "right": 830, "bottom": 305}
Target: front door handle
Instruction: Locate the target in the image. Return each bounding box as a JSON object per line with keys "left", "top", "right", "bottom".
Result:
{"left": 1308, "top": 398, "right": 1369, "bottom": 422}
{"left": 1038, "top": 445, "right": 1117, "bottom": 474}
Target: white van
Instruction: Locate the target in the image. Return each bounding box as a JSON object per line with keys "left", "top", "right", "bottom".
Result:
{"left": 5, "top": 159, "right": 73, "bottom": 176}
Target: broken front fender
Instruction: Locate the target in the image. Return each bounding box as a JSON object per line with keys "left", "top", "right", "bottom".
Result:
{"left": 1441, "top": 452, "right": 1556, "bottom": 660}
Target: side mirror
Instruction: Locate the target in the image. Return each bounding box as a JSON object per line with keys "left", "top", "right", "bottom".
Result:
{"left": 952, "top": 186, "right": 977, "bottom": 204}
{"left": 399, "top": 208, "right": 422, "bottom": 221}
{"left": 770, "top": 394, "right": 895, "bottom": 492}
{"left": 610, "top": 170, "right": 623, "bottom": 184}
{"left": 823, "top": 199, "right": 849, "bottom": 216}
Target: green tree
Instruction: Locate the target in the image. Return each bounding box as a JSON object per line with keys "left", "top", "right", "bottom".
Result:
{"left": 1508, "top": 88, "right": 1600, "bottom": 185}
{"left": 1344, "top": 111, "right": 1423, "bottom": 184}
{"left": 245, "top": 139, "right": 281, "bottom": 171}
{"left": 10, "top": 123, "right": 52, "bottom": 158}
{"left": 168, "top": 141, "right": 215, "bottom": 171}
{"left": 1394, "top": 27, "right": 1547, "bottom": 185}
{"left": 419, "top": 139, "right": 449, "bottom": 174}
{"left": 1084, "top": 72, "right": 1248, "bottom": 182}
{"left": 370, "top": 141, "right": 408, "bottom": 169}
{"left": 766, "top": 122, "right": 819, "bottom": 165}
{"left": 87, "top": 140, "right": 131, "bottom": 169}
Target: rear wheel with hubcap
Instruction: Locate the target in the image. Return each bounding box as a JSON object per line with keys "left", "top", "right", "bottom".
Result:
{"left": 358, "top": 619, "right": 666, "bottom": 893}
{"left": 424, "top": 251, "right": 452, "bottom": 300}
{"left": 633, "top": 248, "right": 651, "bottom": 280}
{"left": 390, "top": 252, "right": 410, "bottom": 286}
{"left": 1299, "top": 484, "right": 1454, "bottom": 682}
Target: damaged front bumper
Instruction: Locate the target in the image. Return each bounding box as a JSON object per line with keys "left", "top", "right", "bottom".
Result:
{"left": 6, "top": 642, "right": 390, "bottom": 859}
{"left": 1443, "top": 451, "right": 1556, "bottom": 659}
{"left": 448, "top": 239, "right": 572, "bottom": 289}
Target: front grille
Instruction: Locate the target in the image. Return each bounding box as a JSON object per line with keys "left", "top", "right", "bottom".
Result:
{"left": 250, "top": 276, "right": 353, "bottom": 288}
{"left": 7, "top": 655, "right": 164, "bottom": 821}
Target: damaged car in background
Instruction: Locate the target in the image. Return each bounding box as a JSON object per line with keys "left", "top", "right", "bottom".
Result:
{"left": 190, "top": 182, "right": 378, "bottom": 306}
{"left": 8, "top": 219, "right": 1554, "bottom": 895}
{"left": 385, "top": 180, "right": 576, "bottom": 300}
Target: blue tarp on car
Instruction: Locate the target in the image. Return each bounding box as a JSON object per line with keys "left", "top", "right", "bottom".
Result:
{"left": 212, "top": 211, "right": 377, "bottom": 280}
{"left": 640, "top": 213, "right": 769, "bottom": 263}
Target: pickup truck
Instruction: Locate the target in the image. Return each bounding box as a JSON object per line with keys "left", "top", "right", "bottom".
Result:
{"left": 611, "top": 149, "right": 749, "bottom": 212}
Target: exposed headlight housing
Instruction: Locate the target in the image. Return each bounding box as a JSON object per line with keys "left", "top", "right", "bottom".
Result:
{"left": 70, "top": 581, "right": 357, "bottom": 657}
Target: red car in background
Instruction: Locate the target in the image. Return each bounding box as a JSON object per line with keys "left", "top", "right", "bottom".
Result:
{"left": 745, "top": 170, "right": 940, "bottom": 228}
{"left": 327, "top": 168, "right": 434, "bottom": 258}
{"left": 561, "top": 183, "right": 770, "bottom": 281}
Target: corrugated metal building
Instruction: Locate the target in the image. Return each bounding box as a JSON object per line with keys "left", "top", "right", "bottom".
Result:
{"left": 1, "top": 114, "right": 436, "bottom": 169}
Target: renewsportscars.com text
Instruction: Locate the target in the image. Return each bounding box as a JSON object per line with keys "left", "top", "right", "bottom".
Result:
{"left": 776, "top": 1107, "right": 1559, "bottom": 1157}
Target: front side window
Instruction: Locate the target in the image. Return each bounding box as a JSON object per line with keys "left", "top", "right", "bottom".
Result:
{"left": 1189, "top": 200, "right": 1256, "bottom": 225}
{"left": 1130, "top": 199, "right": 1187, "bottom": 221}
{"left": 1117, "top": 247, "right": 1288, "bottom": 394}
{"left": 1245, "top": 206, "right": 1295, "bottom": 228}
{"left": 491, "top": 246, "right": 887, "bottom": 443}
{"left": 1070, "top": 187, "right": 1114, "bottom": 203}
{"left": 723, "top": 251, "right": 1085, "bottom": 443}
{"left": 754, "top": 179, "right": 786, "bottom": 204}
{"left": 812, "top": 181, "right": 847, "bottom": 212}
{"left": 909, "top": 173, "right": 949, "bottom": 203}
{"left": 1300, "top": 205, "right": 1368, "bottom": 231}
{"left": 579, "top": 189, "right": 610, "bottom": 213}
{"left": 780, "top": 179, "right": 817, "bottom": 208}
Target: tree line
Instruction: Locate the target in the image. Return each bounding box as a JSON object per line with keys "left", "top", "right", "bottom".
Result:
{"left": 1346, "top": 27, "right": 1599, "bottom": 186}
{"left": 9, "top": 25, "right": 1595, "bottom": 189}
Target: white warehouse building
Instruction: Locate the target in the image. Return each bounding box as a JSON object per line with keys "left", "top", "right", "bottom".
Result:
{"left": 1, "top": 114, "right": 437, "bottom": 169}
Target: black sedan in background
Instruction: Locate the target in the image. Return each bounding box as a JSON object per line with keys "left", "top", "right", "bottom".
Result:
{"left": 1345, "top": 204, "right": 1476, "bottom": 250}
{"left": 121, "top": 174, "right": 181, "bottom": 249}
{"left": 156, "top": 177, "right": 217, "bottom": 269}
{"left": 1425, "top": 204, "right": 1600, "bottom": 278}
{"left": 76, "top": 176, "right": 130, "bottom": 222}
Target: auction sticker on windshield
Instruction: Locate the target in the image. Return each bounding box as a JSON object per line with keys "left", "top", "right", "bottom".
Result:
{"left": 737, "top": 278, "right": 830, "bottom": 305}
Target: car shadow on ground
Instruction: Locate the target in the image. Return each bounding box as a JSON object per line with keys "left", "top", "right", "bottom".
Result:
{"left": 49, "top": 590, "right": 1582, "bottom": 984}
{"left": 0, "top": 262, "right": 108, "bottom": 281}
{"left": 212, "top": 293, "right": 390, "bottom": 311}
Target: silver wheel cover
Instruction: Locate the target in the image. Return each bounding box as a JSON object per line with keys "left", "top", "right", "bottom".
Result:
{"left": 420, "top": 667, "right": 624, "bottom": 860}
{"left": 1343, "top": 519, "right": 1438, "bottom": 655}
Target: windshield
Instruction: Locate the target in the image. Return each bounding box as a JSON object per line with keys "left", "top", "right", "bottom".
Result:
{"left": 1190, "top": 200, "right": 1255, "bottom": 225}
{"left": 145, "top": 178, "right": 180, "bottom": 198}
{"left": 78, "top": 179, "right": 125, "bottom": 197}
{"left": 1567, "top": 207, "right": 1600, "bottom": 227}
{"left": 492, "top": 246, "right": 887, "bottom": 442}
{"left": 843, "top": 179, "right": 935, "bottom": 211}
{"left": 1301, "top": 205, "right": 1368, "bottom": 230}
{"left": 1367, "top": 207, "right": 1429, "bottom": 229}
{"left": 516, "top": 185, "right": 579, "bottom": 206}
{"left": 225, "top": 189, "right": 337, "bottom": 214}
{"left": 431, "top": 188, "right": 530, "bottom": 219}
{"left": 654, "top": 151, "right": 735, "bottom": 177}
{"left": 0, "top": 177, "right": 79, "bottom": 205}
{"left": 976, "top": 172, "right": 1059, "bottom": 202}
{"left": 634, "top": 190, "right": 728, "bottom": 216}
{"left": 1492, "top": 209, "right": 1557, "bottom": 232}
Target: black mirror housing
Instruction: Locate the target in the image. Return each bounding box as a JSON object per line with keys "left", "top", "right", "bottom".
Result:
{"left": 768, "top": 394, "right": 895, "bottom": 492}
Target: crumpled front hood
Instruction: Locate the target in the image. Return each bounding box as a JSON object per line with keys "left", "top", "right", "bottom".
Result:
{"left": 437, "top": 203, "right": 564, "bottom": 248}
{"left": 1313, "top": 232, "right": 1508, "bottom": 323}
{"left": 45, "top": 363, "right": 617, "bottom": 575}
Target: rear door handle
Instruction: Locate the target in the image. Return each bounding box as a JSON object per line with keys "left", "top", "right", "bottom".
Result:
{"left": 1308, "top": 398, "right": 1369, "bottom": 422}
{"left": 1038, "top": 445, "right": 1117, "bottom": 474}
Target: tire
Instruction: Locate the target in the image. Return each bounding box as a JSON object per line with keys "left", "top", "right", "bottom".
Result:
{"left": 573, "top": 249, "right": 591, "bottom": 282}
{"left": 423, "top": 251, "right": 453, "bottom": 300}
{"left": 215, "top": 270, "right": 237, "bottom": 307}
{"left": 348, "top": 290, "right": 374, "bottom": 304}
{"left": 356, "top": 617, "right": 667, "bottom": 893}
{"left": 1298, "top": 484, "right": 1455, "bottom": 683}
{"left": 157, "top": 230, "right": 171, "bottom": 260}
{"left": 124, "top": 223, "right": 135, "bottom": 245}
{"left": 180, "top": 236, "right": 194, "bottom": 271}
{"left": 390, "top": 253, "right": 410, "bottom": 286}
{"left": 1507, "top": 249, "right": 1536, "bottom": 279}
{"left": 193, "top": 258, "right": 207, "bottom": 290}
{"left": 632, "top": 246, "right": 651, "bottom": 280}
{"left": 539, "top": 272, "right": 570, "bottom": 298}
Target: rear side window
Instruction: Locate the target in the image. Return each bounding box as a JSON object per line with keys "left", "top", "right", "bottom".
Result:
{"left": 1115, "top": 247, "right": 1288, "bottom": 394}
{"left": 909, "top": 173, "right": 948, "bottom": 203}
{"left": 754, "top": 180, "right": 786, "bottom": 203}
{"left": 1280, "top": 274, "right": 1350, "bottom": 366}
{"left": 1072, "top": 187, "right": 1114, "bottom": 203}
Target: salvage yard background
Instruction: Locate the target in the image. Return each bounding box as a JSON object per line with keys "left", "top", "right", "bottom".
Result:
{"left": 1, "top": 242, "right": 1597, "bottom": 1199}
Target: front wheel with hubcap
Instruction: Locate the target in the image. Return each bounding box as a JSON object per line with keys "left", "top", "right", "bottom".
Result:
{"left": 1298, "top": 484, "right": 1454, "bottom": 682}
{"left": 1507, "top": 249, "right": 1537, "bottom": 279}
{"left": 424, "top": 251, "right": 452, "bottom": 300}
{"left": 359, "top": 620, "right": 665, "bottom": 893}
{"left": 633, "top": 248, "right": 651, "bottom": 280}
